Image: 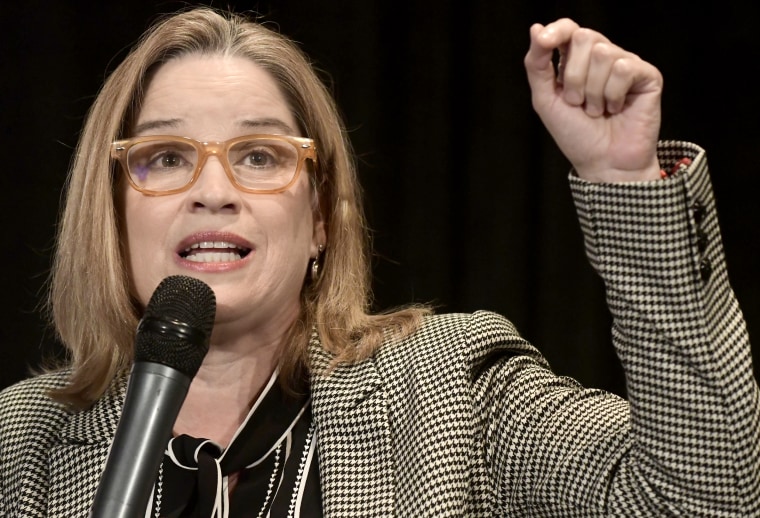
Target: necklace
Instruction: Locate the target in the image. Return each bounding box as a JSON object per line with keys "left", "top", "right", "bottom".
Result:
{"left": 256, "top": 442, "right": 282, "bottom": 518}
{"left": 286, "top": 423, "right": 316, "bottom": 517}
{"left": 153, "top": 461, "right": 163, "bottom": 517}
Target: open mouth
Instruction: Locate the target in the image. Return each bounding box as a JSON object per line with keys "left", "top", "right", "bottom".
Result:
{"left": 179, "top": 241, "right": 252, "bottom": 263}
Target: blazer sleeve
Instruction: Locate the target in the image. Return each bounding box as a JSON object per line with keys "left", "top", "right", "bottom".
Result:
{"left": 473, "top": 141, "right": 760, "bottom": 516}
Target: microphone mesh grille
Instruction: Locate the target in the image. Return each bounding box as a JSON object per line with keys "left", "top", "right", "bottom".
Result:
{"left": 134, "top": 275, "right": 216, "bottom": 377}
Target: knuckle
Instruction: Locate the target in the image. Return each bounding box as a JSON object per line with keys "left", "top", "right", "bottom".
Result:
{"left": 611, "top": 56, "right": 636, "bottom": 75}
{"left": 558, "top": 17, "right": 579, "bottom": 28}
{"left": 571, "top": 27, "right": 596, "bottom": 45}
{"left": 590, "top": 42, "right": 615, "bottom": 60}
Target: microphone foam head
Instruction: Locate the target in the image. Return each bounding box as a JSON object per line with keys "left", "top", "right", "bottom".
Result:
{"left": 135, "top": 275, "right": 216, "bottom": 377}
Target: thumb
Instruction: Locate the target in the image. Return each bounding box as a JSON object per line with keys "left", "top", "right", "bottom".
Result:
{"left": 524, "top": 23, "right": 557, "bottom": 103}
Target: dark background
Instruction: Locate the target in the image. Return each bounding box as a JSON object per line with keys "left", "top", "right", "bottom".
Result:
{"left": 1, "top": 1, "right": 758, "bottom": 396}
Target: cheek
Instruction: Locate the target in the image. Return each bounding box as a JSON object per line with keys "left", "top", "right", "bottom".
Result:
{"left": 123, "top": 213, "right": 152, "bottom": 303}
{"left": 121, "top": 192, "right": 173, "bottom": 305}
{"left": 257, "top": 192, "right": 317, "bottom": 275}
{"left": 263, "top": 203, "right": 314, "bottom": 258}
{"left": 265, "top": 178, "right": 317, "bottom": 237}
{"left": 124, "top": 195, "right": 151, "bottom": 259}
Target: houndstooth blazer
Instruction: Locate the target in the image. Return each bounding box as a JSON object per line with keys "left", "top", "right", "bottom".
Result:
{"left": 1, "top": 141, "right": 758, "bottom": 517}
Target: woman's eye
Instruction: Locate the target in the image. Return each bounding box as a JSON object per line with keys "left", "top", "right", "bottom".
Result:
{"left": 248, "top": 151, "right": 274, "bottom": 167}
{"left": 157, "top": 152, "right": 183, "bottom": 168}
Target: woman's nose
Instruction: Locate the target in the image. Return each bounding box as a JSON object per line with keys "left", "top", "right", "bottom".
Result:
{"left": 185, "top": 156, "right": 241, "bottom": 212}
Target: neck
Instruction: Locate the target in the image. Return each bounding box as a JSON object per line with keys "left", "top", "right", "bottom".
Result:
{"left": 174, "top": 329, "right": 284, "bottom": 447}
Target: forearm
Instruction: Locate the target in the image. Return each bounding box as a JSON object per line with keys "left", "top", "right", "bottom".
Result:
{"left": 570, "top": 141, "right": 760, "bottom": 514}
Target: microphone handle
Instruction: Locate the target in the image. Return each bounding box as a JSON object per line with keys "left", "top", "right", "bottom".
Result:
{"left": 89, "top": 362, "right": 190, "bottom": 518}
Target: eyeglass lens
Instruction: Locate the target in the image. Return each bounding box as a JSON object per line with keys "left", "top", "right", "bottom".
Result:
{"left": 126, "top": 138, "right": 300, "bottom": 191}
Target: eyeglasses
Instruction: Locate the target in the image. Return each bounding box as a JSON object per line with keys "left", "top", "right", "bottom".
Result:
{"left": 111, "top": 134, "right": 317, "bottom": 196}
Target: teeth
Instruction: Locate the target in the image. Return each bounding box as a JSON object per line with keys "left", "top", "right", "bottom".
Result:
{"left": 186, "top": 251, "right": 242, "bottom": 263}
{"left": 181, "top": 240, "right": 249, "bottom": 262}
{"left": 184, "top": 241, "right": 240, "bottom": 252}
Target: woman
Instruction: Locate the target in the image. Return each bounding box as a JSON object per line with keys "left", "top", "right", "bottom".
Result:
{"left": 1, "top": 7, "right": 758, "bottom": 517}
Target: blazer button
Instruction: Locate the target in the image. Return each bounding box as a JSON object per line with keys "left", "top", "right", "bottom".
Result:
{"left": 697, "top": 229, "right": 708, "bottom": 253}
{"left": 700, "top": 258, "right": 712, "bottom": 281}
{"left": 692, "top": 201, "right": 706, "bottom": 224}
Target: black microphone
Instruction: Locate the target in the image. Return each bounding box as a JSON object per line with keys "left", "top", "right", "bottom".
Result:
{"left": 89, "top": 275, "right": 216, "bottom": 518}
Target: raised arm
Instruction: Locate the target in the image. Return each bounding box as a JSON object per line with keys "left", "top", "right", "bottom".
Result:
{"left": 473, "top": 18, "right": 760, "bottom": 515}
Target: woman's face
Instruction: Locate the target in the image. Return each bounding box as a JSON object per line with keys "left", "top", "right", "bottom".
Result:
{"left": 122, "top": 53, "right": 324, "bottom": 340}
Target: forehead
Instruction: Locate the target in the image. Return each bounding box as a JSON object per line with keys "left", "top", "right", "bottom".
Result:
{"left": 135, "top": 53, "right": 299, "bottom": 136}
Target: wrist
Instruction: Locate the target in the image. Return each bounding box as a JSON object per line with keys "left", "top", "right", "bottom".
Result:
{"left": 575, "top": 161, "right": 662, "bottom": 183}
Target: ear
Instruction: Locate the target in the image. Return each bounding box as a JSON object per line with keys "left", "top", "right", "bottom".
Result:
{"left": 310, "top": 212, "right": 326, "bottom": 257}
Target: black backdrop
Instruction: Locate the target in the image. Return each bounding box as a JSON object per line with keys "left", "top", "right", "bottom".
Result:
{"left": 1, "top": 1, "right": 758, "bottom": 395}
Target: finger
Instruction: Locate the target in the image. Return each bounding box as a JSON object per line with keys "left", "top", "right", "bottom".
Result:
{"left": 561, "top": 28, "right": 611, "bottom": 107}
{"left": 524, "top": 23, "right": 556, "bottom": 102}
{"left": 525, "top": 19, "right": 586, "bottom": 108}
{"left": 532, "top": 18, "right": 582, "bottom": 48}
{"left": 583, "top": 42, "right": 621, "bottom": 117}
{"left": 604, "top": 57, "right": 663, "bottom": 114}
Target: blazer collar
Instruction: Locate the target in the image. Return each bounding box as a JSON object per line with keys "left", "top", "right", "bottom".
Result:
{"left": 308, "top": 333, "right": 395, "bottom": 516}
{"left": 57, "top": 373, "right": 126, "bottom": 445}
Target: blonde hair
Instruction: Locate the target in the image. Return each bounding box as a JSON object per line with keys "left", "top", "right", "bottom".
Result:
{"left": 49, "top": 7, "right": 428, "bottom": 407}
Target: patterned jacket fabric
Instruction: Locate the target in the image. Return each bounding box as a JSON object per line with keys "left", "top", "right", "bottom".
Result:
{"left": 1, "top": 141, "right": 758, "bottom": 516}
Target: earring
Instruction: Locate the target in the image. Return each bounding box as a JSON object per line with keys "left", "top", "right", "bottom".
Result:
{"left": 311, "top": 244, "right": 325, "bottom": 282}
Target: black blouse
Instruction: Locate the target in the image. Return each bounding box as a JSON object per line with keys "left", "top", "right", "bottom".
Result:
{"left": 146, "top": 371, "right": 322, "bottom": 517}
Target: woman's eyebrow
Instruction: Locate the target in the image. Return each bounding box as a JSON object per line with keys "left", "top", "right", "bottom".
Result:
{"left": 240, "top": 117, "right": 297, "bottom": 135}
{"left": 131, "top": 117, "right": 297, "bottom": 137}
{"left": 132, "top": 118, "right": 182, "bottom": 135}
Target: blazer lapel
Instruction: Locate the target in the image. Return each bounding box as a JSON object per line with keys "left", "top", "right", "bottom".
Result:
{"left": 45, "top": 340, "right": 396, "bottom": 516}
{"left": 309, "top": 336, "right": 395, "bottom": 517}
{"left": 47, "top": 375, "right": 125, "bottom": 516}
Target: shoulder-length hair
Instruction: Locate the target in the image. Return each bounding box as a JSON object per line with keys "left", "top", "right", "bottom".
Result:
{"left": 49, "top": 7, "right": 427, "bottom": 407}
